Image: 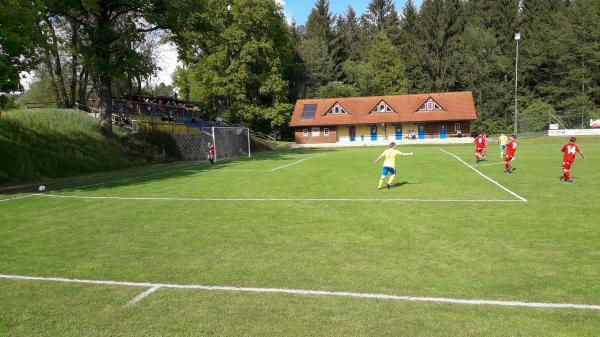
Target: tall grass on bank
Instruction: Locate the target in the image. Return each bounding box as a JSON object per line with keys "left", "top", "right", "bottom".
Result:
{"left": 0, "top": 109, "right": 180, "bottom": 183}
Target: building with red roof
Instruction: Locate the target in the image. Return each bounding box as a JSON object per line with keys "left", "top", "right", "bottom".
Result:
{"left": 290, "top": 91, "right": 477, "bottom": 145}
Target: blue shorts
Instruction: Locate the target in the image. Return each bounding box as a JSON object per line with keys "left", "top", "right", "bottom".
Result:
{"left": 381, "top": 166, "right": 395, "bottom": 178}
{"left": 500, "top": 145, "right": 506, "bottom": 151}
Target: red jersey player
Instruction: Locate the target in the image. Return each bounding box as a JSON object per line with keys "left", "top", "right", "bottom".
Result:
{"left": 474, "top": 132, "right": 485, "bottom": 163}
{"left": 560, "top": 137, "right": 585, "bottom": 183}
{"left": 207, "top": 142, "right": 215, "bottom": 165}
{"left": 504, "top": 134, "right": 517, "bottom": 173}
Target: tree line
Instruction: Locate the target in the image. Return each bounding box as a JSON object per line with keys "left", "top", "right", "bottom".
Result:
{"left": 1, "top": 0, "right": 599, "bottom": 138}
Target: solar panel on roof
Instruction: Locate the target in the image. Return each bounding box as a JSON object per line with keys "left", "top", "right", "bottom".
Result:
{"left": 300, "top": 104, "right": 317, "bottom": 120}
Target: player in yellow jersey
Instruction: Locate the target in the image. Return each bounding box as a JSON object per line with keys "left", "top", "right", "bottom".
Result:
{"left": 374, "top": 142, "right": 414, "bottom": 189}
{"left": 498, "top": 133, "right": 508, "bottom": 157}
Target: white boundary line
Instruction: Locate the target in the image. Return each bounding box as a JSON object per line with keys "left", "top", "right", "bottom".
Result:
{"left": 36, "top": 194, "right": 520, "bottom": 203}
{"left": 440, "top": 149, "right": 527, "bottom": 202}
{"left": 2, "top": 274, "right": 599, "bottom": 310}
{"left": 127, "top": 286, "right": 162, "bottom": 305}
{"left": 0, "top": 194, "right": 39, "bottom": 203}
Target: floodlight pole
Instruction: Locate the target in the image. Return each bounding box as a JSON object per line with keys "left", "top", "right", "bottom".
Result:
{"left": 514, "top": 32, "right": 521, "bottom": 135}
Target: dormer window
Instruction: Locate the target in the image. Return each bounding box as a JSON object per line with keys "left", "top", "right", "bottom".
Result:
{"left": 419, "top": 98, "right": 443, "bottom": 111}
{"left": 327, "top": 103, "right": 349, "bottom": 115}
{"left": 371, "top": 100, "right": 395, "bottom": 113}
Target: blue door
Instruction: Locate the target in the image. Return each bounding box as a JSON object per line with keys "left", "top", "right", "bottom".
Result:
{"left": 370, "top": 126, "right": 377, "bottom": 141}
{"left": 418, "top": 124, "right": 425, "bottom": 140}
{"left": 349, "top": 126, "right": 356, "bottom": 142}
{"left": 440, "top": 123, "right": 447, "bottom": 139}
{"left": 395, "top": 124, "right": 403, "bottom": 140}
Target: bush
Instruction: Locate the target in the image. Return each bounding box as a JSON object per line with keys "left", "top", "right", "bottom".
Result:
{"left": 520, "top": 101, "right": 553, "bottom": 132}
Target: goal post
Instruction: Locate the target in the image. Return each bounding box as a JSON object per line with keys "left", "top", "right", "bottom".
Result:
{"left": 211, "top": 126, "right": 251, "bottom": 162}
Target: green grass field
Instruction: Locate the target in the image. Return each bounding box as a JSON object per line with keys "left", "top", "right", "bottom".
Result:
{"left": 2, "top": 137, "right": 600, "bottom": 336}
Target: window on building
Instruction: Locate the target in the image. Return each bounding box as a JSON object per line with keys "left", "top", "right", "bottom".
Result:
{"left": 419, "top": 98, "right": 444, "bottom": 111}
{"left": 371, "top": 100, "right": 394, "bottom": 113}
{"left": 324, "top": 127, "right": 330, "bottom": 136}
{"left": 327, "top": 103, "right": 348, "bottom": 115}
{"left": 454, "top": 123, "right": 461, "bottom": 132}
{"left": 303, "top": 128, "right": 308, "bottom": 136}
{"left": 312, "top": 127, "right": 320, "bottom": 136}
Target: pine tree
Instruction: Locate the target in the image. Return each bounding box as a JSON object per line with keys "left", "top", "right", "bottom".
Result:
{"left": 368, "top": 32, "right": 408, "bottom": 95}
{"left": 305, "top": 0, "right": 333, "bottom": 42}
{"left": 364, "top": 0, "right": 402, "bottom": 45}
{"left": 399, "top": 0, "right": 427, "bottom": 93}
{"left": 330, "top": 16, "right": 349, "bottom": 81}
{"left": 416, "top": 0, "right": 465, "bottom": 92}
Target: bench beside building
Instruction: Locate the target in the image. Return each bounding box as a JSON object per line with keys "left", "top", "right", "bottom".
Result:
{"left": 290, "top": 91, "right": 478, "bottom": 145}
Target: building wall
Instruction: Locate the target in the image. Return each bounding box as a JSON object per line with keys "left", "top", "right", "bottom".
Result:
{"left": 294, "top": 121, "right": 472, "bottom": 144}
{"left": 294, "top": 126, "right": 338, "bottom": 144}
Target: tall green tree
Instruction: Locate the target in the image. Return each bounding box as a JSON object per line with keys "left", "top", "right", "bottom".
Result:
{"left": 518, "top": 0, "right": 571, "bottom": 110}
{"left": 416, "top": 0, "right": 465, "bottom": 92}
{"left": 0, "top": 0, "right": 43, "bottom": 108}
{"left": 299, "top": 0, "right": 334, "bottom": 96}
{"left": 367, "top": 32, "right": 408, "bottom": 95}
{"left": 398, "top": 0, "right": 428, "bottom": 93}
{"left": 180, "top": 0, "right": 294, "bottom": 136}
{"left": 364, "top": 0, "right": 401, "bottom": 45}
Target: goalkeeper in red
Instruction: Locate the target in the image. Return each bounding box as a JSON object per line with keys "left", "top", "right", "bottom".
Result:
{"left": 561, "top": 137, "right": 585, "bottom": 183}
{"left": 504, "top": 134, "right": 517, "bottom": 173}
{"left": 374, "top": 142, "right": 413, "bottom": 189}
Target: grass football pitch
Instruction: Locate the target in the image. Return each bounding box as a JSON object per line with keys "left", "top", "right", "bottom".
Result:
{"left": 1, "top": 136, "right": 600, "bottom": 336}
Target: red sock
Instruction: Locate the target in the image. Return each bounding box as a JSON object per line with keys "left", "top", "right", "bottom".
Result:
{"left": 505, "top": 162, "right": 510, "bottom": 170}
{"left": 565, "top": 170, "right": 571, "bottom": 179}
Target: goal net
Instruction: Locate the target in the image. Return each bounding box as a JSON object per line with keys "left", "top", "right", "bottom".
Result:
{"left": 206, "top": 126, "right": 251, "bottom": 162}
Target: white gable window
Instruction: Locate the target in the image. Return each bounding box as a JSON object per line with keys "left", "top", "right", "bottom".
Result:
{"left": 419, "top": 98, "right": 443, "bottom": 111}
{"left": 312, "top": 127, "right": 320, "bottom": 136}
{"left": 454, "top": 123, "right": 461, "bottom": 132}
{"left": 303, "top": 128, "right": 308, "bottom": 136}
{"left": 372, "top": 100, "right": 395, "bottom": 113}
{"left": 324, "top": 127, "right": 330, "bottom": 136}
{"left": 328, "top": 103, "right": 349, "bottom": 115}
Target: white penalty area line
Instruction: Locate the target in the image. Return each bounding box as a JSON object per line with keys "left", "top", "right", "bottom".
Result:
{"left": 268, "top": 154, "right": 325, "bottom": 171}
{"left": 2, "top": 274, "right": 599, "bottom": 311}
{"left": 127, "top": 286, "right": 162, "bottom": 305}
{"left": 440, "top": 149, "right": 527, "bottom": 202}
{"left": 35, "top": 194, "right": 520, "bottom": 203}
{"left": 474, "top": 162, "right": 504, "bottom": 167}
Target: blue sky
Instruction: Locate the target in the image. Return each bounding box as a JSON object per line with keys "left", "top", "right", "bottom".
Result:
{"left": 281, "top": 0, "right": 422, "bottom": 25}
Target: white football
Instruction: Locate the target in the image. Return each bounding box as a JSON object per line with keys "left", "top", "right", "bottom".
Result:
{"left": 38, "top": 185, "right": 46, "bottom": 192}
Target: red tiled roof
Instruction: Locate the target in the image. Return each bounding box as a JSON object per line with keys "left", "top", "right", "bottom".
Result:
{"left": 290, "top": 91, "right": 477, "bottom": 127}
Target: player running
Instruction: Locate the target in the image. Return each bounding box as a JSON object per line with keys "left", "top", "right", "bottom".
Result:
{"left": 374, "top": 142, "right": 414, "bottom": 189}
{"left": 560, "top": 137, "right": 585, "bottom": 183}
{"left": 504, "top": 134, "right": 517, "bottom": 173}
{"left": 498, "top": 133, "right": 508, "bottom": 157}
{"left": 474, "top": 132, "right": 485, "bottom": 163}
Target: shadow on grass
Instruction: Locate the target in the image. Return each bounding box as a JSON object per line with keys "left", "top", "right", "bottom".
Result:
{"left": 0, "top": 147, "right": 333, "bottom": 196}
{"left": 389, "top": 181, "right": 421, "bottom": 189}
